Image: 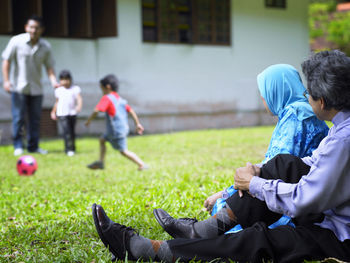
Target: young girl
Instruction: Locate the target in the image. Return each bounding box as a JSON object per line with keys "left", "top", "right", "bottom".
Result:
{"left": 51, "top": 70, "right": 82, "bottom": 156}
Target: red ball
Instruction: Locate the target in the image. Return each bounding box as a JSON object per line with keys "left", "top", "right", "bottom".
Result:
{"left": 16, "top": 155, "right": 38, "bottom": 176}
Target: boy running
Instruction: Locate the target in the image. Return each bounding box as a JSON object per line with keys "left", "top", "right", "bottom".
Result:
{"left": 85, "top": 74, "right": 148, "bottom": 170}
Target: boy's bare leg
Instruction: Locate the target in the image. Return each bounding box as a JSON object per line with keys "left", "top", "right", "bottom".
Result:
{"left": 87, "top": 138, "right": 106, "bottom": 169}
{"left": 100, "top": 138, "right": 106, "bottom": 163}
{"left": 120, "top": 150, "right": 146, "bottom": 169}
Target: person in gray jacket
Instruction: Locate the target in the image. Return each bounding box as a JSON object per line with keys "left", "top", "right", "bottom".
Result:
{"left": 2, "top": 15, "right": 58, "bottom": 156}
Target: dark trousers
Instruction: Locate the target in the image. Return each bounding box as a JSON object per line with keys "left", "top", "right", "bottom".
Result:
{"left": 58, "top": 115, "right": 76, "bottom": 153}
{"left": 228, "top": 154, "right": 323, "bottom": 228}
{"left": 11, "top": 92, "right": 43, "bottom": 151}
{"left": 167, "top": 154, "right": 350, "bottom": 263}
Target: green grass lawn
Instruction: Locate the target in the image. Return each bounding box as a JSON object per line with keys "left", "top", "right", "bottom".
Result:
{"left": 0, "top": 127, "right": 273, "bottom": 262}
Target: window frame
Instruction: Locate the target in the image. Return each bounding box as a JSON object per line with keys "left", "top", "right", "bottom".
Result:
{"left": 141, "top": 0, "right": 231, "bottom": 46}
{"left": 0, "top": 0, "right": 118, "bottom": 39}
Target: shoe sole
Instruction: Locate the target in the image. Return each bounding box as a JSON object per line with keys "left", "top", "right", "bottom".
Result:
{"left": 87, "top": 163, "right": 104, "bottom": 169}
{"left": 88, "top": 166, "right": 102, "bottom": 170}
{"left": 153, "top": 209, "right": 177, "bottom": 238}
{"left": 91, "top": 204, "right": 117, "bottom": 261}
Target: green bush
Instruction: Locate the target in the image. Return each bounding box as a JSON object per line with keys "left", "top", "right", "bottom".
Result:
{"left": 309, "top": 3, "right": 331, "bottom": 42}
{"left": 328, "top": 12, "right": 350, "bottom": 53}
{"left": 309, "top": 1, "right": 350, "bottom": 55}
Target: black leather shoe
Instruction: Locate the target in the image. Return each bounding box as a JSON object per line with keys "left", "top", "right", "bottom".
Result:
{"left": 153, "top": 208, "right": 200, "bottom": 239}
{"left": 92, "top": 203, "right": 137, "bottom": 261}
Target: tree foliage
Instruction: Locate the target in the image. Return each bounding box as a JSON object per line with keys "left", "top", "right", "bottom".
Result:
{"left": 309, "top": 0, "right": 350, "bottom": 55}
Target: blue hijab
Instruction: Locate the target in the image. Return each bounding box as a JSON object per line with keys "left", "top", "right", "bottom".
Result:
{"left": 257, "top": 64, "right": 314, "bottom": 121}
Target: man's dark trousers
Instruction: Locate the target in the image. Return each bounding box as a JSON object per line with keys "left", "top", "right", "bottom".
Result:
{"left": 11, "top": 92, "right": 43, "bottom": 151}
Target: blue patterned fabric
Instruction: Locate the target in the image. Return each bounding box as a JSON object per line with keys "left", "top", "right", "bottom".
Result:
{"left": 258, "top": 64, "right": 329, "bottom": 164}
{"left": 211, "top": 64, "right": 329, "bottom": 233}
{"left": 262, "top": 104, "right": 329, "bottom": 164}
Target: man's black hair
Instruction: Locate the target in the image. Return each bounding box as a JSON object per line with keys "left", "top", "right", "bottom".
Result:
{"left": 59, "top": 70, "right": 73, "bottom": 80}
{"left": 100, "top": 74, "right": 119, "bottom": 92}
{"left": 27, "top": 15, "right": 44, "bottom": 27}
{"left": 302, "top": 50, "right": 350, "bottom": 111}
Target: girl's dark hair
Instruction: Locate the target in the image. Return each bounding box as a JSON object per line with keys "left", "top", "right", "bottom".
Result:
{"left": 59, "top": 70, "right": 73, "bottom": 80}
{"left": 302, "top": 50, "right": 350, "bottom": 111}
{"left": 100, "top": 74, "right": 119, "bottom": 92}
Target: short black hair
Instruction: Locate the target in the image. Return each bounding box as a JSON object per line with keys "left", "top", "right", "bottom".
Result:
{"left": 27, "top": 15, "right": 44, "bottom": 27}
{"left": 59, "top": 70, "right": 73, "bottom": 80}
{"left": 100, "top": 74, "right": 119, "bottom": 92}
{"left": 302, "top": 50, "right": 350, "bottom": 111}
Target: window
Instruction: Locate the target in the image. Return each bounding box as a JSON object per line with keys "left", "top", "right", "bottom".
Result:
{"left": 142, "top": 0, "right": 230, "bottom": 45}
{"left": 0, "top": 0, "right": 117, "bottom": 38}
{"left": 265, "top": 0, "right": 286, "bottom": 9}
{"left": 12, "top": 0, "right": 42, "bottom": 35}
{"left": 0, "top": 0, "right": 13, "bottom": 34}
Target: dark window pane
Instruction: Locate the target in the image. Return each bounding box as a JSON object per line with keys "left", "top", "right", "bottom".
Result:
{"left": 0, "top": 0, "right": 13, "bottom": 34}
{"left": 141, "top": 0, "right": 230, "bottom": 45}
{"left": 67, "top": 0, "right": 92, "bottom": 38}
{"left": 42, "top": 0, "right": 68, "bottom": 37}
{"left": 143, "top": 0, "right": 156, "bottom": 5}
{"left": 179, "top": 29, "right": 191, "bottom": 43}
{"left": 91, "top": 0, "right": 117, "bottom": 37}
{"left": 265, "top": 0, "right": 286, "bottom": 9}
{"left": 1, "top": 0, "right": 117, "bottom": 38}
{"left": 143, "top": 26, "right": 157, "bottom": 41}
{"left": 143, "top": 8, "right": 156, "bottom": 24}
{"left": 12, "top": 0, "right": 42, "bottom": 35}
{"left": 158, "top": 0, "right": 179, "bottom": 42}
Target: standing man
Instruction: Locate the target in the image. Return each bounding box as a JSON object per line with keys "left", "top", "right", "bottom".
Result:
{"left": 2, "top": 15, "right": 58, "bottom": 156}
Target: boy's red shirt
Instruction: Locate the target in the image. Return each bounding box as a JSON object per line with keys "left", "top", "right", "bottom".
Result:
{"left": 96, "top": 91, "right": 131, "bottom": 117}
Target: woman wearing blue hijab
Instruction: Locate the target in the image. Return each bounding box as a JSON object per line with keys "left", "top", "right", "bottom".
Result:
{"left": 258, "top": 64, "right": 328, "bottom": 164}
{"left": 206, "top": 64, "right": 329, "bottom": 231}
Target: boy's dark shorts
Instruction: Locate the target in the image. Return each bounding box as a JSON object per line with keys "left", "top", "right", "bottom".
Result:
{"left": 102, "top": 134, "right": 127, "bottom": 151}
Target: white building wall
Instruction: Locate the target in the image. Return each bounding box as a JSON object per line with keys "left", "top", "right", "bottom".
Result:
{"left": 94, "top": 0, "right": 309, "bottom": 133}
{"left": 0, "top": 0, "right": 309, "bottom": 143}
